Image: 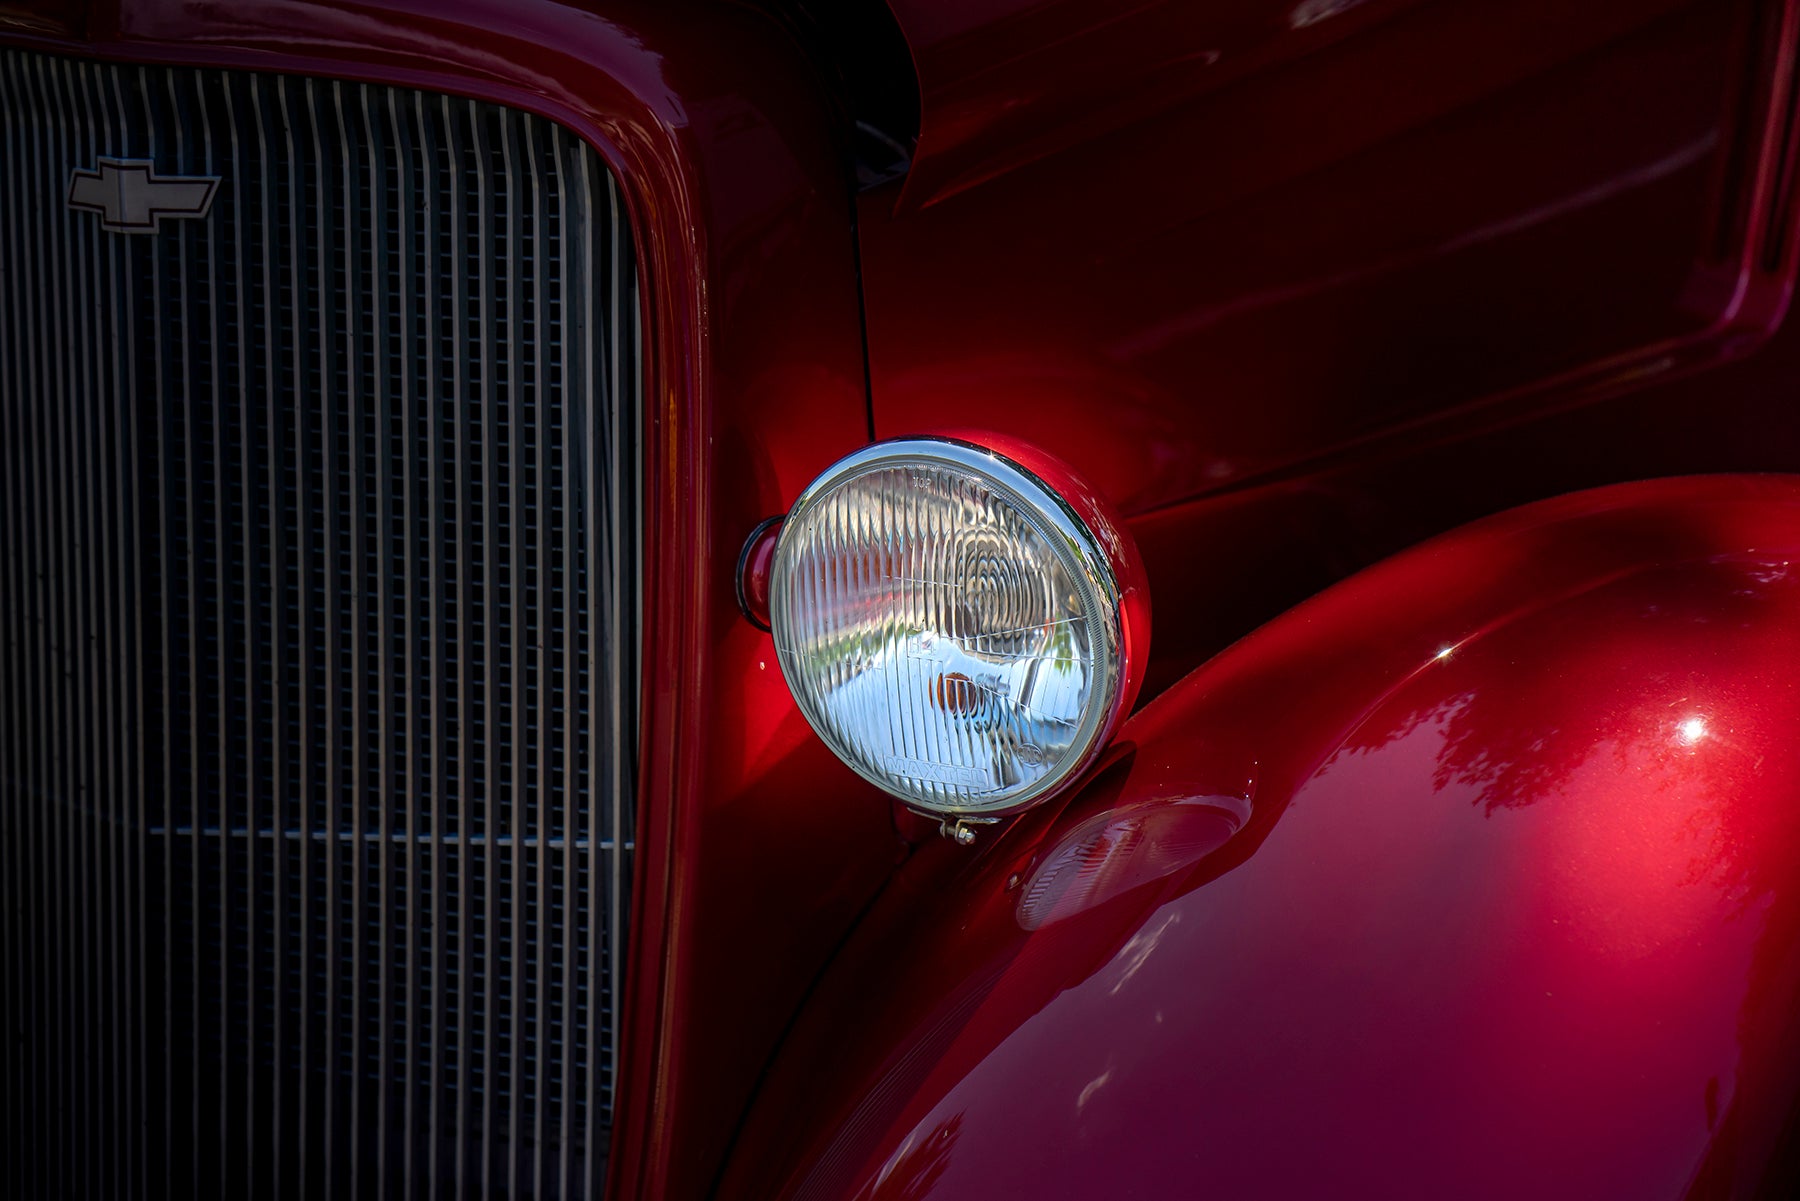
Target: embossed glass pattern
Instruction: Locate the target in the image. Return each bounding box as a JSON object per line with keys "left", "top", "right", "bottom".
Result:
{"left": 770, "top": 441, "right": 1122, "bottom": 816}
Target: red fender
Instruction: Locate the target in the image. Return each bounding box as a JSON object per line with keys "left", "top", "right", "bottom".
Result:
{"left": 720, "top": 473, "right": 1800, "bottom": 1201}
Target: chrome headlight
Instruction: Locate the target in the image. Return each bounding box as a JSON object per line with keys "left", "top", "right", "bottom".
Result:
{"left": 770, "top": 436, "right": 1148, "bottom": 819}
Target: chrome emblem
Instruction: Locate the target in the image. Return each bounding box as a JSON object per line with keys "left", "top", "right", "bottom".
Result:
{"left": 67, "top": 157, "right": 220, "bottom": 233}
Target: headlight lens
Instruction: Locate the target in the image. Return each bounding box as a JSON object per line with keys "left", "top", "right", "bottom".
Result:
{"left": 770, "top": 436, "right": 1144, "bottom": 817}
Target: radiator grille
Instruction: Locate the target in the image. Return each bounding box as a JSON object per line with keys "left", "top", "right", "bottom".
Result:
{"left": 0, "top": 49, "right": 640, "bottom": 1200}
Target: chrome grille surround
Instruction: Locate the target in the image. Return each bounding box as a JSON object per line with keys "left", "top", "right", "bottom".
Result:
{"left": 0, "top": 48, "right": 640, "bottom": 1200}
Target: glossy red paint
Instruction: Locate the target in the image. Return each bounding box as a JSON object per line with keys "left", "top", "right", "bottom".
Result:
{"left": 885, "top": 0, "right": 1436, "bottom": 209}
{"left": 1124, "top": 300, "right": 1800, "bottom": 700}
{"left": 17, "top": 0, "right": 1800, "bottom": 1197}
{"left": 863, "top": 0, "right": 1800, "bottom": 521}
{"left": 720, "top": 474, "right": 1800, "bottom": 1200}
{"left": 2, "top": 4, "right": 894, "bottom": 1200}
{"left": 0, "top": 2, "right": 82, "bottom": 36}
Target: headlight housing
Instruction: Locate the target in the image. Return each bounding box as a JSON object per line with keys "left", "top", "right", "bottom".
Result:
{"left": 770, "top": 435, "right": 1148, "bottom": 819}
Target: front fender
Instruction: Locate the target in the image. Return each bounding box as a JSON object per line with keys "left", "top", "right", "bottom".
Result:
{"left": 720, "top": 474, "right": 1800, "bottom": 1201}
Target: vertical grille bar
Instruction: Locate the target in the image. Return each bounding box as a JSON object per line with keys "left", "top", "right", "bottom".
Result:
{"left": 1, "top": 49, "right": 640, "bottom": 1200}
{"left": 445, "top": 87, "right": 473, "bottom": 1201}
{"left": 417, "top": 84, "right": 449, "bottom": 1201}
{"left": 360, "top": 82, "right": 392, "bottom": 1201}
{"left": 557, "top": 124, "right": 582, "bottom": 1201}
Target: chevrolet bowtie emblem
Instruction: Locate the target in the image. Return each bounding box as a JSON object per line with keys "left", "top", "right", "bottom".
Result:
{"left": 67, "top": 158, "right": 220, "bottom": 233}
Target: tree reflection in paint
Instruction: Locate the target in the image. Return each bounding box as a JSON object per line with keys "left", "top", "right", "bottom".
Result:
{"left": 1334, "top": 553, "right": 1800, "bottom": 1195}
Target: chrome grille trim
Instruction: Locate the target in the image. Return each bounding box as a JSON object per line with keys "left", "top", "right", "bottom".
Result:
{"left": 0, "top": 48, "right": 640, "bottom": 1200}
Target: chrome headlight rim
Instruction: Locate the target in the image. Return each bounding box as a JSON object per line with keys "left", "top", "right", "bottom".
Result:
{"left": 770, "top": 434, "right": 1134, "bottom": 819}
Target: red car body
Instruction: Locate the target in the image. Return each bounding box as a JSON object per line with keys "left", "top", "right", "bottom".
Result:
{"left": 6, "top": 0, "right": 1800, "bottom": 1198}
